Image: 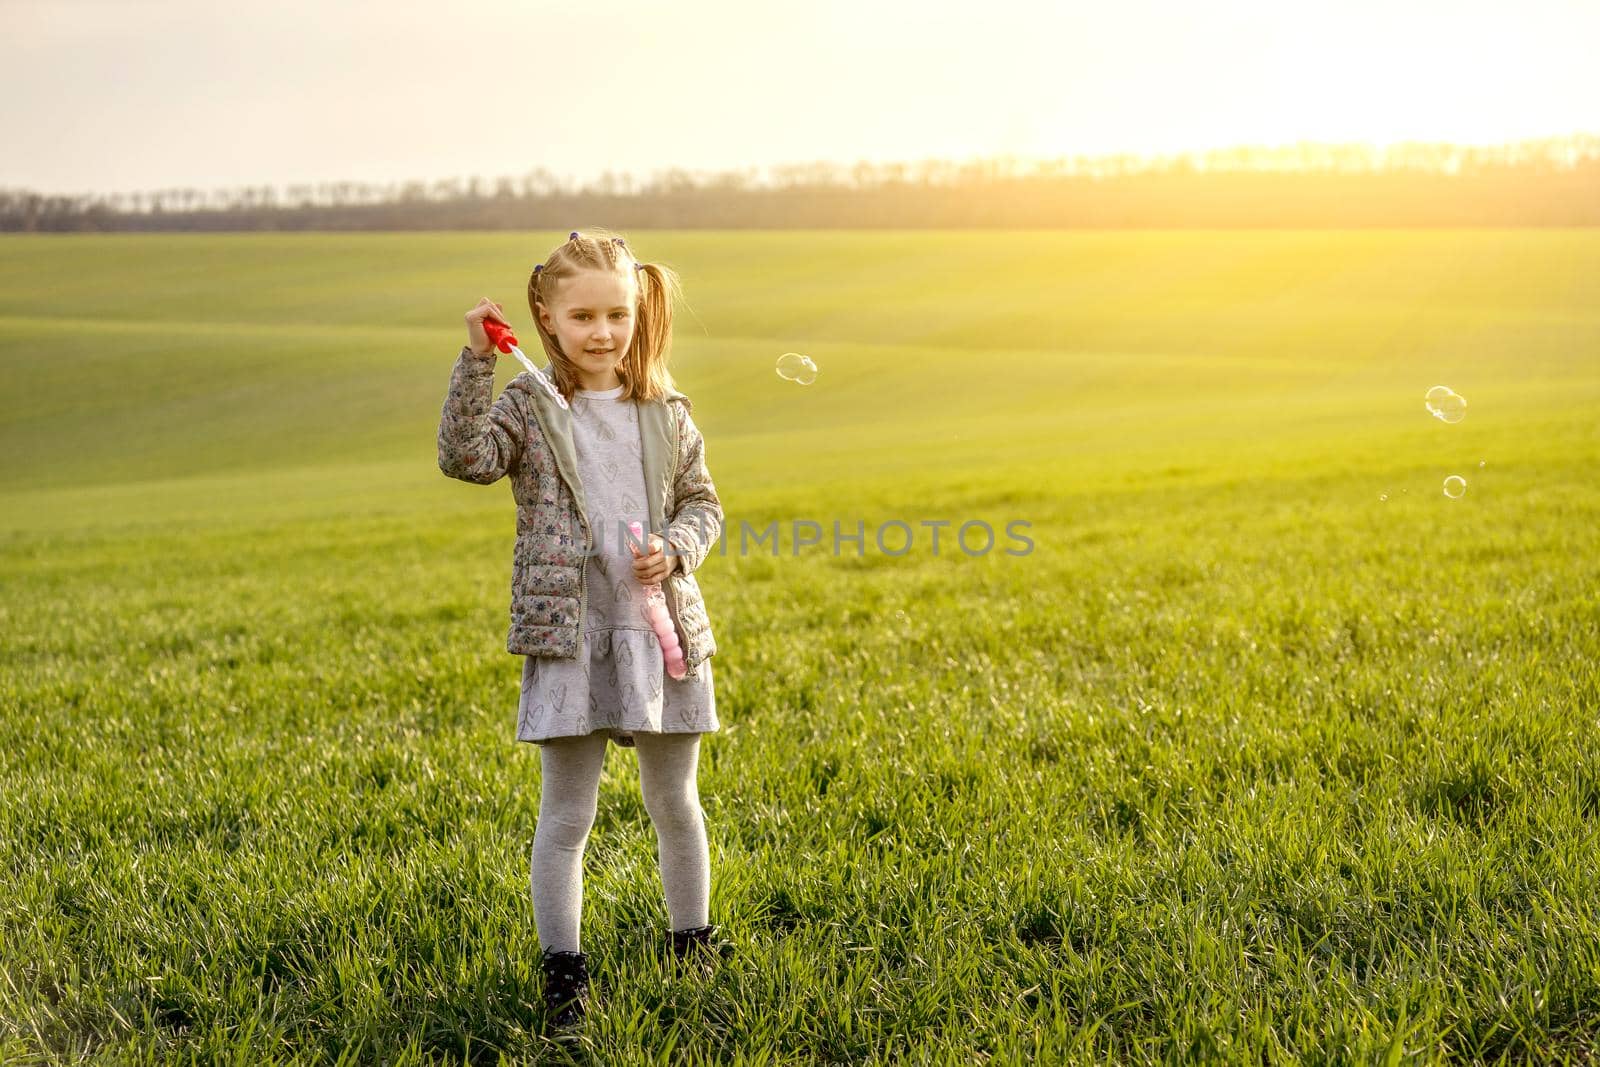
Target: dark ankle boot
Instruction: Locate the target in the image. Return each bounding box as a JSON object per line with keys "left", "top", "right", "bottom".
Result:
{"left": 669, "top": 924, "right": 732, "bottom": 976}
{"left": 539, "top": 947, "right": 590, "bottom": 1029}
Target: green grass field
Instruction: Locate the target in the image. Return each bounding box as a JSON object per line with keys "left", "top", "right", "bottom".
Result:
{"left": 2, "top": 230, "right": 1598, "bottom": 1064}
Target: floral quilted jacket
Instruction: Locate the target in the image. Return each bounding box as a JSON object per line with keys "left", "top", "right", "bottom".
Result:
{"left": 436, "top": 345, "right": 722, "bottom": 679}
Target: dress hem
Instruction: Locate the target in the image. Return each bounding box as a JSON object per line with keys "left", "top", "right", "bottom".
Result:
{"left": 520, "top": 725, "right": 718, "bottom": 748}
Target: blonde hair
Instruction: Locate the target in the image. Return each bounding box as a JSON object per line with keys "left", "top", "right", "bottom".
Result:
{"left": 526, "top": 227, "right": 684, "bottom": 404}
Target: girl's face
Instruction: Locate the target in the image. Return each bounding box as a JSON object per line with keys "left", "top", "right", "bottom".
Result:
{"left": 537, "top": 269, "right": 638, "bottom": 386}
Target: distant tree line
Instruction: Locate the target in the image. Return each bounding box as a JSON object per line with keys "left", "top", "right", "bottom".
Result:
{"left": 4, "top": 134, "right": 1598, "bottom": 232}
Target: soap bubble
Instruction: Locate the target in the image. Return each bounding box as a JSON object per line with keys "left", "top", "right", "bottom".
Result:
{"left": 776, "top": 352, "right": 818, "bottom": 385}
{"left": 1479, "top": 460, "right": 1486, "bottom": 468}
{"left": 1424, "top": 385, "right": 1467, "bottom": 424}
{"left": 1443, "top": 475, "right": 1467, "bottom": 499}
{"left": 1379, "top": 493, "right": 1388, "bottom": 502}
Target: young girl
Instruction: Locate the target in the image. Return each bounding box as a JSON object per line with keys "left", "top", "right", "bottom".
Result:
{"left": 436, "top": 229, "right": 730, "bottom": 1030}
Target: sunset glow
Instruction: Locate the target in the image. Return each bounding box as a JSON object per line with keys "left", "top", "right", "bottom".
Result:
{"left": 0, "top": 0, "right": 1593, "bottom": 196}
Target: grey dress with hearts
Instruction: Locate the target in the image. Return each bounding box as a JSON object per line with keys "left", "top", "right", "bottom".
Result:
{"left": 516, "top": 382, "right": 719, "bottom": 748}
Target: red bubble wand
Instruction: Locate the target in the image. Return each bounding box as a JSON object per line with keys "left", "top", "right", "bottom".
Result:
{"left": 481, "top": 317, "right": 569, "bottom": 410}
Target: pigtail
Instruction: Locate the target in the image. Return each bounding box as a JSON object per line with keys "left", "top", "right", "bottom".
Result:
{"left": 617, "top": 261, "right": 683, "bottom": 401}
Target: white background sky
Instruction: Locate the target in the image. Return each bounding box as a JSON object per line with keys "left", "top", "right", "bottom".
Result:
{"left": 2, "top": 0, "right": 1595, "bottom": 197}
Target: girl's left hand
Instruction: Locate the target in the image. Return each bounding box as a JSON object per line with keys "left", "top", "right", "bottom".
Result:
{"left": 629, "top": 533, "right": 677, "bottom": 583}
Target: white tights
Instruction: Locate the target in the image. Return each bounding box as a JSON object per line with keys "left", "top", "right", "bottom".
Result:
{"left": 530, "top": 730, "right": 709, "bottom": 953}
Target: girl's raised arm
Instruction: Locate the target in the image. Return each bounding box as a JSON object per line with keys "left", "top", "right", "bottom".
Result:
{"left": 437, "top": 298, "right": 526, "bottom": 485}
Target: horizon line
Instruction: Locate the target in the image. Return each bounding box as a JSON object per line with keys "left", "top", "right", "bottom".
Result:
{"left": 10, "top": 130, "right": 1600, "bottom": 203}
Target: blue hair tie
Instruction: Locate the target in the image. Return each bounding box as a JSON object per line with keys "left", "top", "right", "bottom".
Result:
{"left": 568, "top": 231, "right": 579, "bottom": 241}
{"left": 533, "top": 263, "right": 544, "bottom": 272}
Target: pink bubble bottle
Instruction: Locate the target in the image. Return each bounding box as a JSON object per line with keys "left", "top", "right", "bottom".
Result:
{"left": 628, "top": 521, "right": 687, "bottom": 679}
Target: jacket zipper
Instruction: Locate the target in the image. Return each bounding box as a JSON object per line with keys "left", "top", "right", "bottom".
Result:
{"left": 524, "top": 385, "right": 591, "bottom": 657}
{"left": 569, "top": 484, "right": 591, "bottom": 655}
{"left": 659, "top": 414, "right": 693, "bottom": 677}
{"left": 576, "top": 517, "right": 589, "bottom": 651}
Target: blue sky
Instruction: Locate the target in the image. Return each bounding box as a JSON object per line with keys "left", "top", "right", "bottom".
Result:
{"left": 2, "top": 0, "right": 1595, "bottom": 197}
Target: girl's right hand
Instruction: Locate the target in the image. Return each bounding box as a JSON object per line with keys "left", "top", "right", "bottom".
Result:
{"left": 464, "top": 297, "right": 511, "bottom": 356}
